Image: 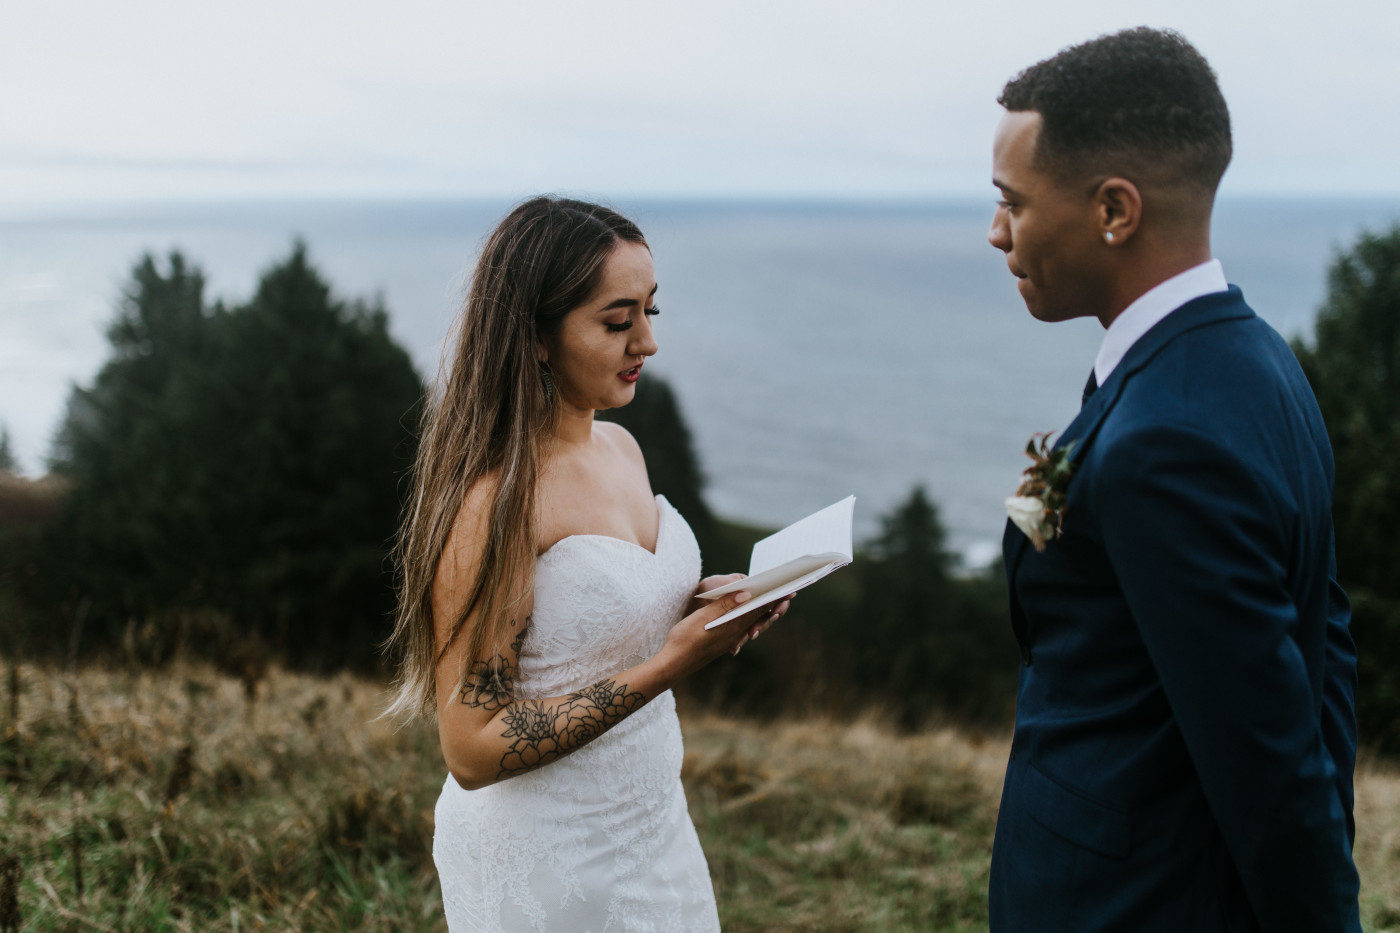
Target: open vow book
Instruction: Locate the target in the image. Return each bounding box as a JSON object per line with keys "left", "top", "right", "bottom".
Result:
{"left": 698, "top": 495, "right": 855, "bottom": 629}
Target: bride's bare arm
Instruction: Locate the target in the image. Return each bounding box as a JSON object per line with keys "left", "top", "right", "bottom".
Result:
{"left": 438, "top": 598, "right": 757, "bottom": 789}
{"left": 433, "top": 485, "right": 772, "bottom": 791}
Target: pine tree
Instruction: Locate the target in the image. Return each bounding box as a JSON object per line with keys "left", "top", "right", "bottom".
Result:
{"left": 0, "top": 427, "right": 16, "bottom": 474}
{"left": 1293, "top": 224, "right": 1400, "bottom": 598}
{"left": 47, "top": 245, "right": 423, "bottom": 669}
{"left": 1294, "top": 223, "right": 1400, "bottom": 753}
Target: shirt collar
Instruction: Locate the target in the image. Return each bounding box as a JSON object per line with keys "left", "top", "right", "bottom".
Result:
{"left": 1093, "top": 258, "right": 1229, "bottom": 384}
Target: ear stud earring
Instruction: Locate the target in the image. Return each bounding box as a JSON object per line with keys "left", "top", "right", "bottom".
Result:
{"left": 1104, "top": 231, "right": 1115, "bottom": 243}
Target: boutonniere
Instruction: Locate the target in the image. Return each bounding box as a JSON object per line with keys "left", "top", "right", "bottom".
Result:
{"left": 1004, "top": 432, "right": 1078, "bottom": 552}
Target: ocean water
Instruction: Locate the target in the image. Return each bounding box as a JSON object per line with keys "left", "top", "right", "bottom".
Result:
{"left": 3, "top": 197, "right": 1398, "bottom": 565}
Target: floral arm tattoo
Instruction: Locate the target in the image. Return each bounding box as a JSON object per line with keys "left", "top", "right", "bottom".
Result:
{"left": 458, "top": 619, "right": 529, "bottom": 712}
{"left": 457, "top": 615, "right": 647, "bottom": 780}
{"left": 495, "top": 679, "right": 647, "bottom": 780}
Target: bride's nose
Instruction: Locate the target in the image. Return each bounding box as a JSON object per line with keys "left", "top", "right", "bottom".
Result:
{"left": 629, "top": 313, "right": 659, "bottom": 358}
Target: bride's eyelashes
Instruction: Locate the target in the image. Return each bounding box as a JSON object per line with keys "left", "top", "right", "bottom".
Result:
{"left": 604, "top": 305, "right": 661, "bottom": 333}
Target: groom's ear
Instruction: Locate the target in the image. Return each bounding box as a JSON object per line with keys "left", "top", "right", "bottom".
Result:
{"left": 1093, "top": 177, "right": 1142, "bottom": 247}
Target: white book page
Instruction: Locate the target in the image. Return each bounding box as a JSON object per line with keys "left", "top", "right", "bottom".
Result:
{"left": 749, "top": 495, "right": 855, "bottom": 573}
{"left": 698, "top": 496, "right": 855, "bottom": 628}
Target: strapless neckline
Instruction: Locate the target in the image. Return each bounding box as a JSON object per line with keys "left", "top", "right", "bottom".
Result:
{"left": 538, "top": 494, "right": 673, "bottom": 562}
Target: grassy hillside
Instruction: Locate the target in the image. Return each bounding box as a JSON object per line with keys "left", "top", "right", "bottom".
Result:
{"left": 2, "top": 660, "right": 1397, "bottom": 931}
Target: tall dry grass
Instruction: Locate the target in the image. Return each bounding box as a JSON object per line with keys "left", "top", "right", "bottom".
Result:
{"left": 1357, "top": 752, "right": 1400, "bottom": 930}
{"left": 2, "top": 657, "right": 1397, "bottom": 931}
{"left": 2, "top": 658, "right": 444, "bottom": 931}
{"left": 682, "top": 713, "right": 1008, "bottom": 932}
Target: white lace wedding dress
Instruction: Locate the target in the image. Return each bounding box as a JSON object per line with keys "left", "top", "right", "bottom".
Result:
{"left": 433, "top": 495, "right": 721, "bottom": 932}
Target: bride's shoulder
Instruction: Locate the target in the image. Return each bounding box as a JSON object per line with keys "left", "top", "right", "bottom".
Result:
{"left": 440, "top": 471, "right": 501, "bottom": 568}
{"left": 594, "top": 421, "right": 646, "bottom": 471}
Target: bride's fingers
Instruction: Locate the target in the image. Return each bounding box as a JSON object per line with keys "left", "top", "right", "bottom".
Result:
{"left": 749, "top": 611, "right": 777, "bottom": 639}
{"left": 696, "top": 572, "right": 746, "bottom": 596}
{"left": 745, "top": 596, "right": 795, "bottom": 641}
{"left": 762, "top": 595, "right": 795, "bottom": 626}
{"left": 721, "top": 591, "right": 801, "bottom": 654}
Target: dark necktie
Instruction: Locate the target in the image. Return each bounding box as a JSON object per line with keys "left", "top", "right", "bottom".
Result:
{"left": 1082, "top": 369, "right": 1099, "bottom": 408}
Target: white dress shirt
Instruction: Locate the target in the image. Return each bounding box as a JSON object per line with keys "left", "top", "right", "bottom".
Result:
{"left": 1093, "top": 259, "right": 1229, "bottom": 385}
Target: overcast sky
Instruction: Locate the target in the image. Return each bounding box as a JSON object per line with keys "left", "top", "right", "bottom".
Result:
{"left": 2, "top": 0, "right": 1398, "bottom": 205}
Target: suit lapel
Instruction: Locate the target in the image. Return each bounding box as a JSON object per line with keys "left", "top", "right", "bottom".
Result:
{"left": 1002, "top": 377, "right": 1117, "bottom": 659}
{"left": 1036, "top": 285, "right": 1253, "bottom": 496}
{"left": 1002, "top": 287, "right": 1255, "bottom": 650}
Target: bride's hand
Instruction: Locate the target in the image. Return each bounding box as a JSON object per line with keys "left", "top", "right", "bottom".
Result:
{"left": 655, "top": 585, "right": 780, "bottom": 678}
{"left": 731, "top": 592, "right": 794, "bottom": 655}
{"left": 659, "top": 578, "right": 795, "bottom": 677}
{"left": 694, "top": 573, "right": 795, "bottom": 653}
{"left": 691, "top": 573, "right": 746, "bottom": 610}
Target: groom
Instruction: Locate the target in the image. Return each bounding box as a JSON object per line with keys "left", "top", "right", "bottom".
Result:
{"left": 987, "top": 28, "right": 1361, "bottom": 932}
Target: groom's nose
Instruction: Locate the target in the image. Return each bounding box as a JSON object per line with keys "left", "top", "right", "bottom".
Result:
{"left": 988, "top": 206, "right": 1011, "bottom": 253}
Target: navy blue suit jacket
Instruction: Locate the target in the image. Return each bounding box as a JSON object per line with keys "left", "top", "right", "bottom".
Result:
{"left": 989, "top": 288, "right": 1361, "bottom": 932}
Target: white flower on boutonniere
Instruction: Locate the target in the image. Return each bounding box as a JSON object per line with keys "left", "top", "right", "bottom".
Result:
{"left": 1004, "top": 432, "right": 1078, "bottom": 552}
{"left": 1005, "top": 495, "right": 1053, "bottom": 552}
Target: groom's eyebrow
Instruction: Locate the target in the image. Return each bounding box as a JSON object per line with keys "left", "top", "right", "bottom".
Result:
{"left": 992, "top": 179, "right": 1020, "bottom": 197}
{"left": 598, "top": 283, "right": 659, "bottom": 312}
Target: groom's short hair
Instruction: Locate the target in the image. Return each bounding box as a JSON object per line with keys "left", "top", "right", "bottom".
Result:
{"left": 999, "top": 27, "right": 1232, "bottom": 195}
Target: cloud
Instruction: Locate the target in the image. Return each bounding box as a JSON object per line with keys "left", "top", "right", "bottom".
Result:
{"left": 2, "top": 0, "right": 1398, "bottom": 202}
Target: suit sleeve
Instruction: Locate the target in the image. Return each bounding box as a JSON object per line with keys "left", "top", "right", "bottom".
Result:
{"left": 1321, "top": 545, "right": 1358, "bottom": 848}
{"left": 1095, "top": 423, "right": 1360, "bottom": 932}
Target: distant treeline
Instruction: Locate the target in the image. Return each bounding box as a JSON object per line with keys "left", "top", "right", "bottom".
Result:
{"left": 3, "top": 226, "right": 1400, "bottom": 745}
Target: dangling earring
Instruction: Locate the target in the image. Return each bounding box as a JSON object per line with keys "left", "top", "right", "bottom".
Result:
{"left": 541, "top": 368, "right": 554, "bottom": 404}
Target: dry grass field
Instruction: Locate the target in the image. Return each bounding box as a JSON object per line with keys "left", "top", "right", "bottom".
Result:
{"left": 2, "top": 659, "right": 1397, "bottom": 931}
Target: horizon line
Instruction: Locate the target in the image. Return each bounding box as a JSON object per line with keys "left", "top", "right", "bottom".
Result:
{"left": 5, "top": 189, "right": 1400, "bottom": 220}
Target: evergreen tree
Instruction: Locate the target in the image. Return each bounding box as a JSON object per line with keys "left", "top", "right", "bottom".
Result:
{"left": 0, "top": 426, "right": 16, "bottom": 473}
{"left": 48, "top": 252, "right": 216, "bottom": 628}
{"left": 852, "top": 487, "right": 954, "bottom": 726}
{"left": 1293, "top": 224, "right": 1400, "bottom": 598}
{"left": 190, "top": 243, "right": 423, "bottom": 664}
{"left": 47, "top": 245, "right": 423, "bottom": 669}
{"left": 848, "top": 487, "right": 1017, "bottom": 726}
{"left": 1294, "top": 223, "right": 1400, "bottom": 753}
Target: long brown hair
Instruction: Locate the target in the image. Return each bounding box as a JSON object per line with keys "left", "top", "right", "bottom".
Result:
{"left": 384, "top": 197, "right": 647, "bottom": 720}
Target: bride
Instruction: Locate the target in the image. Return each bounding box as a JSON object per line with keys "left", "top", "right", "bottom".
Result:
{"left": 383, "top": 197, "right": 787, "bottom": 932}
